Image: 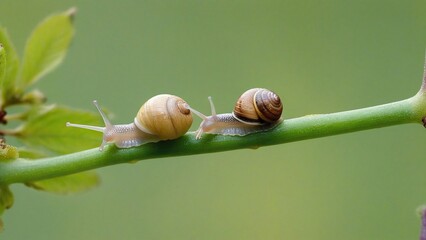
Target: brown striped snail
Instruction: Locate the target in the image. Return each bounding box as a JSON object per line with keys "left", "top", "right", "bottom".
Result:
{"left": 66, "top": 94, "right": 193, "bottom": 151}
{"left": 190, "top": 88, "right": 283, "bottom": 139}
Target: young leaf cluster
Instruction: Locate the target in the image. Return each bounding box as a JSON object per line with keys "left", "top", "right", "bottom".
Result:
{"left": 0, "top": 8, "right": 103, "bottom": 229}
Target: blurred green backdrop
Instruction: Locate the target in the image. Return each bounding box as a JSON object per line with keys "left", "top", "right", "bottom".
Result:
{"left": 1, "top": 0, "right": 426, "bottom": 239}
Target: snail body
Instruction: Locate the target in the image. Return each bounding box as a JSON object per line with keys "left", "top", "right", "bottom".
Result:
{"left": 190, "top": 88, "right": 283, "bottom": 139}
{"left": 66, "top": 94, "right": 193, "bottom": 151}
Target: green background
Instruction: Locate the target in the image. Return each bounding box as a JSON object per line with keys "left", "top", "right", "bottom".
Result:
{"left": 1, "top": 0, "right": 426, "bottom": 239}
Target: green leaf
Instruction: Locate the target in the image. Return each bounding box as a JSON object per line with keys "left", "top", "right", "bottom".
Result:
{"left": 19, "top": 8, "right": 76, "bottom": 89}
{"left": 0, "top": 27, "right": 20, "bottom": 105}
{"left": 17, "top": 104, "right": 103, "bottom": 154}
{"left": 26, "top": 171, "right": 100, "bottom": 194}
{"left": 0, "top": 185, "right": 13, "bottom": 215}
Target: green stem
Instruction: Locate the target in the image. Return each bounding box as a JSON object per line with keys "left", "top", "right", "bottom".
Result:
{"left": 1, "top": 90, "right": 425, "bottom": 185}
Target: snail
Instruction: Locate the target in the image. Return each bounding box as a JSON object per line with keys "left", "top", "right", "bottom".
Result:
{"left": 66, "top": 94, "right": 193, "bottom": 151}
{"left": 190, "top": 88, "right": 283, "bottom": 139}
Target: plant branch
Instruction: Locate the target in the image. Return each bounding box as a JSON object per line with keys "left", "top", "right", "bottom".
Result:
{"left": 0, "top": 88, "right": 425, "bottom": 185}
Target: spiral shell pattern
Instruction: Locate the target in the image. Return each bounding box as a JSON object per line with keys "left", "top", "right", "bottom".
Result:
{"left": 135, "top": 94, "right": 193, "bottom": 140}
{"left": 232, "top": 88, "right": 282, "bottom": 124}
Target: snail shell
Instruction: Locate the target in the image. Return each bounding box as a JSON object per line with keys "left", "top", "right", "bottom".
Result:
{"left": 135, "top": 94, "right": 193, "bottom": 140}
{"left": 190, "top": 88, "right": 283, "bottom": 139}
{"left": 66, "top": 94, "right": 193, "bottom": 151}
{"left": 232, "top": 88, "right": 283, "bottom": 124}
